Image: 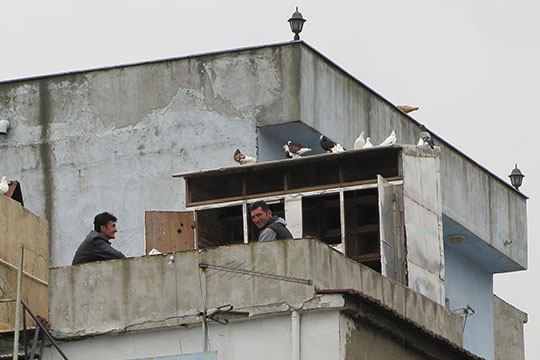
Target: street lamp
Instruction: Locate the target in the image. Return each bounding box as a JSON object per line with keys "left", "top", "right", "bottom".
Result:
{"left": 508, "top": 164, "right": 525, "bottom": 190}
{"left": 288, "top": 7, "right": 306, "bottom": 41}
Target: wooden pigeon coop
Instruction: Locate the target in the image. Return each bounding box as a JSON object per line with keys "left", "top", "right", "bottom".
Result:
{"left": 149, "top": 145, "right": 443, "bottom": 288}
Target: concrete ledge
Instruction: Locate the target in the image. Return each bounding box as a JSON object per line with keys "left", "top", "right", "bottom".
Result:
{"left": 49, "top": 239, "right": 463, "bottom": 344}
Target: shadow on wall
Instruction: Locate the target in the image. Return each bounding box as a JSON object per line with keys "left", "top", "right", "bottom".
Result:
{"left": 258, "top": 121, "right": 327, "bottom": 161}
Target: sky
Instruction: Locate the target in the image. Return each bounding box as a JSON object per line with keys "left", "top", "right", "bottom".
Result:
{"left": 2, "top": 0, "right": 538, "bottom": 357}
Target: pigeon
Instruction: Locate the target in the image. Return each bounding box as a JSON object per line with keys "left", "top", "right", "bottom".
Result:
{"left": 418, "top": 125, "right": 435, "bottom": 148}
{"left": 0, "top": 176, "right": 9, "bottom": 194}
{"left": 233, "top": 149, "right": 256, "bottom": 165}
{"left": 397, "top": 105, "right": 419, "bottom": 114}
{"left": 353, "top": 131, "right": 366, "bottom": 150}
{"left": 362, "top": 137, "right": 374, "bottom": 148}
{"left": 379, "top": 130, "right": 397, "bottom": 147}
{"left": 320, "top": 135, "right": 345, "bottom": 153}
{"left": 284, "top": 141, "right": 311, "bottom": 158}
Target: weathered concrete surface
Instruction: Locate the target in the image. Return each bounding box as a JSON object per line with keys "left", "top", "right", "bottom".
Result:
{"left": 0, "top": 194, "right": 48, "bottom": 329}
{"left": 44, "top": 298, "right": 342, "bottom": 360}
{"left": 0, "top": 41, "right": 527, "bottom": 271}
{"left": 49, "top": 239, "right": 463, "bottom": 346}
{"left": 0, "top": 44, "right": 299, "bottom": 267}
{"left": 494, "top": 295, "right": 527, "bottom": 360}
{"left": 296, "top": 43, "right": 527, "bottom": 271}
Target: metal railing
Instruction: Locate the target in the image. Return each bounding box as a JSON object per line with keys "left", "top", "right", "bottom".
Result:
{"left": 20, "top": 301, "right": 69, "bottom": 360}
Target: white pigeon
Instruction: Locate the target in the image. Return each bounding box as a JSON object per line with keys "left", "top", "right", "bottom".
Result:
{"left": 379, "top": 130, "right": 397, "bottom": 147}
{"left": 0, "top": 176, "right": 9, "bottom": 194}
{"left": 353, "top": 131, "right": 366, "bottom": 149}
{"left": 362, "top": 137, "right": 374, "bottom": 148}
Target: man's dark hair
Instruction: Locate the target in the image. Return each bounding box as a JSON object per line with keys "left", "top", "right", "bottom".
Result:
{"left": 94, "top": 212, "right": 117, "bottom": 232}
{"left": 250, "top": 200, "right": 270, "bottom": 213}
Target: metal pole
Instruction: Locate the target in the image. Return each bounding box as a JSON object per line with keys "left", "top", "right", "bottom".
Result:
{"left": 12, "top": 246, "right": 24, "bottom": 360}
{"left": 200, "top": 263, "right": 208, "bottom": 353}
{"left": 291, "top": 310, "right": 300, "bottom": 360}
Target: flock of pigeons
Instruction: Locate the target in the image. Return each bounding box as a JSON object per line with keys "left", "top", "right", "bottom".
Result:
{"left": 234, "top": 123, "right": 434, "bottom": 165}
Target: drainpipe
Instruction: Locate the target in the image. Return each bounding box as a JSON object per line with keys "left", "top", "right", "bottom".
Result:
{"left": 291, "top": 310, "right": 300, "bottom": 360}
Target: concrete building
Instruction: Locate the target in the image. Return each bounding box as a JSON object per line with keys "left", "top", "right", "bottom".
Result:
{"left": 0, "top": 41, "right": 528, "bottom": 359}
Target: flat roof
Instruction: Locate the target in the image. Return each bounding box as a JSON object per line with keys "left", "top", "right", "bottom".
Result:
{"left": 172, "top": 145, "right": 403, "bottom": 179}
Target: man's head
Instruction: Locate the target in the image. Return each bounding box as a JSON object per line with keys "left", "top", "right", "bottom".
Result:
{"left": 94, "top": 212, "right": 118, "bottom": 239}
{"left": 250, "top": 201, "right": 273, "bottom": 229}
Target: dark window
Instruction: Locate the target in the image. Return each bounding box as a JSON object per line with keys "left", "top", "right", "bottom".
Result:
{"left": 302, "top": 194, "right": 341, "bottom": 245}
{"left": 189, "top": 174, "right": 242, "bottom": 203}
{"left": 197, "top": 205, "right": 243, "bottom": 248}
{"left": 344, "top": 188, "right": 381, "bottom": 272}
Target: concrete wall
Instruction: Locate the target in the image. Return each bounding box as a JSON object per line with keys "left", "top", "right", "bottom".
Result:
{"left": 493, "top": 295, "right": 527, "bottom": 360}
{"left": 445, "top": 243, "right": 494, "bottom": 359}
{"left": 43, "top": 307, "right": 341, "bottom": 360}
{"left": 43, "top": 293, "right": 472, "bottom": 360}
{"left": 48, "top": 239, "right": 463, "bottom": 345}
{"left": 0, "top": 42, "right": 526, "bottom": 271}
{"left": 0, "top": 44, "right": 299, "bottom": 267}
{"left": 296, "top": 43, "right": 527, "bottom": 271}
{"left": 341, "top": 294, "right": 471, "bottom": 360}
{"left": 0, "top": 195, "right": 48, "bottom": 329}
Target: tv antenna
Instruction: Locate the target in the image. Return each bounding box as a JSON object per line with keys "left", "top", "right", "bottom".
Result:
{"left": 198, "top": 261, "right": 313, "bottom": 352}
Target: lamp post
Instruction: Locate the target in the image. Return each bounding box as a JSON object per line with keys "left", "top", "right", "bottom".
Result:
{"left": 288, "top": 7, "right": 306, "bottom": 41}
{"left": 508, "top": 164, "right": 525, "bottom": 190}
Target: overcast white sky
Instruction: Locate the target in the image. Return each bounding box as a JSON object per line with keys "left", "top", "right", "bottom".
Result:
{"left": 2, "top": 1, "right": 538, "bottom": 357}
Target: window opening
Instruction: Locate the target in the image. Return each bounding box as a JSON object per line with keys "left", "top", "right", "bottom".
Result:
{"left": 302, "top": 194, "right": 341, "bottom": 245}
{"left": 196, "top": 205, "right": 243, "bottom": 249}
{"left": 344, "top": 188, "right": 381, "bottom": 272}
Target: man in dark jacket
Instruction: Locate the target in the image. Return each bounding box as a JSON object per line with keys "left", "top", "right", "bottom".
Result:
{"left": 250, "top": 201, "right": 293, "bottom": 242}
{"left": 72, "top": 212, "right": 126, "bottom": 265}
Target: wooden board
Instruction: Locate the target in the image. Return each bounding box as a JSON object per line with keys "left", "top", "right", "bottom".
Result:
{"left": 145, "top": 211, "right": 195, "bottom": 254}
{"left": 0, "top": 195, "right": 49, "bottom": 330}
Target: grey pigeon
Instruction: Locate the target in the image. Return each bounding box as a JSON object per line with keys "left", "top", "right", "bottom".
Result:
{"left": 418, "top": 125, "right": 434, "bottom": 148}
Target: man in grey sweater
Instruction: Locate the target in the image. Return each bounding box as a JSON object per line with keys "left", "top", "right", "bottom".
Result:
{"left": 72, "top": 212, "right": 126, "bottom": 265}
{"left": 250, "top": 201, "right": 293, "bottom": 242}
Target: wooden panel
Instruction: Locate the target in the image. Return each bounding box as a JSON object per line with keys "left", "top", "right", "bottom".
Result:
{"left": 145, "top": 211, "right": 195, "bottom": 254}
{"left": 0, "top": 195, "right": 48, "bottom": 330}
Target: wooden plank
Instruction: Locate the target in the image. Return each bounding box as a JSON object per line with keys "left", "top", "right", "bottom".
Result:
{"left": 145, "top": 211, "right": 195, "bottom": 254}
{"left": 0, "top": 195, "right": 48, "bottom": 330}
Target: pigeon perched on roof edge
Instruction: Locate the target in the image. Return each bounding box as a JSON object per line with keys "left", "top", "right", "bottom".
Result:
{"left": 379, "top": 130, "right": 397, "bottom": 147}
{"left": 233, "top": 149, "right": 256, "bottom": 165}
{"left": 397, "top": 105, "right": 419, "bottom": 114}
{"left": 285, "top": 141, "right": 311, "bottom": 158}
{"left": 418, "top": 125, "right": 435, "bottom": 148}
{"left": 363, "top": 137, "right": 374, "bottom": 149}
{"left": 353, "top": 131, "right": 366, "bottom": 150}
{"left": 320, "top": 135, "right": 345, "bottom": 153}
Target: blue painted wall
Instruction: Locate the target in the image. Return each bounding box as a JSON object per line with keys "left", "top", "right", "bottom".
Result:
{"left": 445, "top": 242, "right": 494, "bottom": 360}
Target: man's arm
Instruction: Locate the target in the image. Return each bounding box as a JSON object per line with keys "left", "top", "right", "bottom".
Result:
{"left": 258, "top": 228, "right": 277, "bottom": 242}
{"left": 93, "top": 239, "right": 126, "bottom": 260}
